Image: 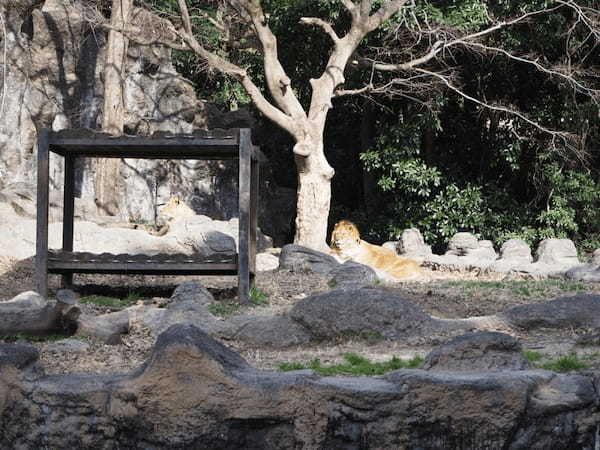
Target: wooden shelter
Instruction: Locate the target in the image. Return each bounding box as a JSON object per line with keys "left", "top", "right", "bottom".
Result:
{"left": 36, "top": 128, "right": 259, "bottom": 303}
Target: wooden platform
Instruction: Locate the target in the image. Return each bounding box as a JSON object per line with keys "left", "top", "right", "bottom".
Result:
{"left": 36, "top": 128, "right": 259, "bottom": 303}
{"left": 47, "top": 251, "right": 238, "bottom": 275}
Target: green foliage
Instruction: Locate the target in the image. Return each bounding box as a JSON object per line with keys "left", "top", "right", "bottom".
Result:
{"left": 278, "top": 353, "right": 424, "bottom": 376}
{"left": 80, "top": 293, "right": 141, "bottom": 309}
{"left": 523, "top": 350, "right": 543, "bottom": 363}
{"left": 207, "top": 289, "right": 269, "bottom": 318}
{"left": 443, "top": 279, "right": 591, "bottom": 299}
{"left": 540, "top": 352, "right": 591, "bottom": 373}
{"left": 249, "top": 287, "right": 269, "bottom": 306}
{"left": 0, "top": 333, "right": 71, "bottom": 343}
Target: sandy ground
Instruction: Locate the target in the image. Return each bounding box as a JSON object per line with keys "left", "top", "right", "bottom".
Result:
{"left": 2, "top": 256, "right": 600, "bottom": 375}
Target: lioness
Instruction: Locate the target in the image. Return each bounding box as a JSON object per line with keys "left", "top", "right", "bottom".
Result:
{"left": 330, "top": 220, "right": 421, "bottom": 279}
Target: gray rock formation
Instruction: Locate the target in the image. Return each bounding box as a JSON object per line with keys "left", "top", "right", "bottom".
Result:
{"left": 1, "top": 324, "right": 599, "bottom": 449}
{"left": 279, "top": 244, "right": 341, "bottom": 275}
{"left": 0, "top": 291, "right": 61, "bottom": 335}
{"left": 290, "top": 287, "right": 437, "bottom": 339}
{"left": 220, "top": 315, "right": 312, "bottom": 347}
{"left": 423, "top": 331, "right": 531, "bottom": 371}
{"left": 0, "top": 0, "right": 294, "bottom": 243}
{"left": 592, "top": 249, "right": 600, "bottom": 265}
{"left": 501, "top": 294, "right": 600, "bottom": 329}
{"left": 535, "top": 238, "right": 580, "bottom": 265}
{"left": 500, "top": 238, "right": 533, "bottom": 263}
{"left": 75, "top": 310, "right": 130, "bottom": 345}
{"left": 398, "top": 228, "right": 433, "bottom": 258}
{"left": 445, "top": 232, "right": 480, "bottom": 256}
{"left": 565, "top": 264, "right": 600, "bottom": 282}
{"left": 329, "top": 261, "right": 378, "bottom": 289}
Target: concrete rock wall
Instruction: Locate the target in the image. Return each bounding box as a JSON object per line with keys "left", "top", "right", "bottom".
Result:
{"left": 0, "top": 0, "right": 287, "bottom": 231}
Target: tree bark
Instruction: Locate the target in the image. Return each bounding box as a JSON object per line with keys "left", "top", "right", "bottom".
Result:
{"left": 96, "top": 0, "right": 131, "bottom": 216}
{"left": 293, "top": 139, "right": 334, "bottom": 252}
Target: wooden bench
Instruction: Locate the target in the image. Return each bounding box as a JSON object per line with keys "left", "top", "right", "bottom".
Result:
{"left": 36, "top": 128, "right": 259, "bottom": 303}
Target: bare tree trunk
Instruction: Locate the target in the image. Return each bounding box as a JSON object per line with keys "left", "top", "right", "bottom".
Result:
{"left": 96, "top": 0, "right": 131, "bottom": 216}
{"left": 293, "top": 140, "right": 334, "bottom": 252}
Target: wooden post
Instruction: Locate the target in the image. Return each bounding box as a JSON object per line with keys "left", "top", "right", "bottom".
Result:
{"left": 249, "top": 148, "right": 259, "bottom": 286}
{"left": 36, "top": 129, "right": 50, "bottom": 298}
{"left": 238, "top": 129, "right": 251, "bottom": 304}
{"left": 62, "top": 155, "right": 75, "bottom": 288}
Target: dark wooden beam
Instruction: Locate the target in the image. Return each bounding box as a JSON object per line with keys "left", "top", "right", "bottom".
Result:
{"left": 36, "top": 129, "right": 50, "bottom": 298}
{"left": 238, "top": 129, "right": 251, "bottom": 304}
{"left": 61, "top": 155, "right": 75, "bottom": 288}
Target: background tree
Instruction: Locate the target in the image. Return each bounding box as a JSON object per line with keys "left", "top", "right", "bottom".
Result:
{"left": 123, "top": 0, "right": 599, "bottom": 251}
{"left": 96, "top": 0, "right": 132, "bottom": 216}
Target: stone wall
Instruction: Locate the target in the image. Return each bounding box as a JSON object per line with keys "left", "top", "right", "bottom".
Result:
{"left": 0, "top": 0, "right": 294, "bottom": 239}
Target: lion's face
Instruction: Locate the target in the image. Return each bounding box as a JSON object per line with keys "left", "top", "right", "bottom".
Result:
{"left": 331, "top": 220, "right": 361, "bottom": 250}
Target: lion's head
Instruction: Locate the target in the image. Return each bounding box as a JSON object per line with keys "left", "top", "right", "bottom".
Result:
{"left": 330, "top": 220, "right": 361, "bottom": 250}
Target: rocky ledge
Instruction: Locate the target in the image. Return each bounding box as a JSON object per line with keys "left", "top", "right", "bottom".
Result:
{"left": 1, "top": 324, "right": 599, "bottom": 449}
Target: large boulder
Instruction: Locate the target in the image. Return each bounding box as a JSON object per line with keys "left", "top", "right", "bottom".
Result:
{"left": 289, "top": 287, "right": 436, "bottom": 339}
{"left": 423, "top": 331, "right": 531, "bottom": 371}
{"left": 279, "top": 244, "right": 340, "bottom": 275}
{"left": 328, "top": 261, "right": 378, "bottom": 289}
{"left": 565, "top": 265, "right": 600, "bottom": 282}
{"left": 445, "top": 232, "right": 480, "bottom": 256}
{"left": 219, "top": 315, "right": 312, "bottom": 347}
{"left": 534, "top": 238, "right": 580, "bottom": 266}
{"left": 0, "top": 291, "right": 60, "bottom": 335}
{"left": 501, "top": 294, "right": 600, "bottom": 329}
{"left": 499, "top": 238, "right": 533, "bottom": 263}
{"left": 397, "top": 228, "right": 433, "bottom": 258}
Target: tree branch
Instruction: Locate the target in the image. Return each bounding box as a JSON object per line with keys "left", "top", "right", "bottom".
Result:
{"left": 299, "top": 17, "right": 340, "bottom": 42}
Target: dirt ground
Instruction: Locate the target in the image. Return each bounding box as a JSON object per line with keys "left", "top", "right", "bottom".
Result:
{"left": 2, "top": 255, "right": 600, "bottom": 375}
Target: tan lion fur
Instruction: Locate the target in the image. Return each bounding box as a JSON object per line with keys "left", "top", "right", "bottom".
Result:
{"left": 330, "top": 220, "right": 421, "bottom": 279}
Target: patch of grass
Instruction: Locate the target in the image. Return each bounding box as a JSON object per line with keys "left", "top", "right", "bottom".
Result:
{"left": 327, "top": 279, "right": 338, "bottom": 289}
{"left": 278, "top": 353, "right": 423, "bottom": 376}
{"left": 208, "top": 290, "right": 269, "bottom": 318}
{"left": 523, "top": 350, "right": 543, "bottom": 362}
{"left": 1, "top": 333, "right": 71, "bottom": 343}
{"left": 442, "top": 279, "right": 592, "bottom": 299}
{"left": 249, "top": 287, "right": 269, "bottom": 306}
{"left": 540, "top": 352, "right": 591, "bottom": 372}
{"left": 80, "top": 293, "right": 141, "bottom": 309}
{"left": 208, "top": 300, "right": 241, "bottom": 317}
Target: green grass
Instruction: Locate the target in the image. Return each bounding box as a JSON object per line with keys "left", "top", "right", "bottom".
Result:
{"left": 540, "top": 352, "right": 591, "bottom": 372}
{"left": 0, "top": 333, "right": 71, "bottom": 343}
{"left": 523, "top": 350, "right": 543, "bottom": 362}
{"left": 278, "top": 353, "right": 424, "bottom": 376}
{"left": 442, "top": 279, "right": 591, "bottom": 298}
{"left": 208, "top": 288, "right": 270, "bottom": 318}
{"left": 80, "top": 292, "right": 142, "bottom": 309}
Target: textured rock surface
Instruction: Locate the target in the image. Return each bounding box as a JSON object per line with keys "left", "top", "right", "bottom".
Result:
{"left": 535, "top": 238, "right": 580, "bottom": 265}
{"left": 0, "top": 0, "right": 294, "bottom": 243}
{"left": 565, "top": 264, "right": 600, "bottom": 282}
{"left": 499, "top": 238, "right": 533, "bottom": 262}
{"left": 76, "top": 310, "right": 130, "bottom": 345}
{"left": 501, "top": 294, "right": 600, "bottom": 329}
{"left": 398, "top": 228, "right": 433, "bottom": 258}
{"left": 1, "top": 324, "right": 599, "bottom": 449}
{"left": 329, "top": 261, "right": 378, "bottom": 289}
{"left": 290, "top": 287, "right": 437, "bottom": 339}
{"left": 445, "top": 232, "right": 480, "bottom": 256}
{"left": 279, "top": 244, "right": 341, "bottom": 275}
{"left": 423, "top": 331, "right": 531, "bottom": 371}
{"left": 0, "top": 291, "right": 60, "bottom": 335}
{"left": 220, "top": 315, "right": 312, "bottom": 346}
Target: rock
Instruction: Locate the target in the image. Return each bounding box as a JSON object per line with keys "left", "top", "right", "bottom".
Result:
{"left": 565, "top": 264, "right": 600, "bottom": 282}
{"left": 155, "top": 282, "right": 224, "bottom": 336}
{"left": 499, "top": 238, "right": 533, "bottom": 263}
{"left": 329, "top": 261, "right": 378, "bottom": 289}
{"left": 256, "top": 252, "right": 279, "bottom": 271}
{"left": 0, "top": 343, "right": 39, "bottom": 369}
{"left": 220, "top": 315, "right": 312, "bottom": 347}
{"left": 2, "top": 324, "right": 599, "bottom": 449}
{"left": 472, "top": 240, "right": 498, "bottom": 260}
{"left": 290, "top": 287, "right": 435, "bottom": 340}
{"left": 423, "top": 331, "right": 531, "bottom": 371}
{"left": 398, "top": 228, "right": 432, "bottom": 258}
{"left": 279, "top": 244, "right": 340, "bottom": 275}
{"left": 0, "top": 291, "right": 61, "bottom": 335}
{"left": 382, "top": 241, "right": 399, "bottom": 252}
{"left": 445, "top": 232, "right": 480, "bottom": 256}
{"left": 75, "top": 310, "right": 130, "bottom": 345}
{"left": 45, "top": 338, "right": 90, "bottom": 354}
{"left": 535, "top": 238, "right": 580, "bottom": 265}
{"left": 501, "top": 294, "right": 600, "bottom": 329}
{"left": 591, "top": 249, "right": 600, "bottom": 265}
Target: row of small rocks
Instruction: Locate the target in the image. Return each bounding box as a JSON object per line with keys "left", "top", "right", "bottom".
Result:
{"left": 385, "top": 229, "right": 600, "bottom": 280}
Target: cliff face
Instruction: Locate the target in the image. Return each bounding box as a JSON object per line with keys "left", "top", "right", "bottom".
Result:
{"left": 0, "top": 0, "right": 260, "bottom": 224}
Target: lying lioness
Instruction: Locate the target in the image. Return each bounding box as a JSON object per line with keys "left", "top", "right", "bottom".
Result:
{"left": 330, "top": 220, "right": 421, "bottom": 279}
